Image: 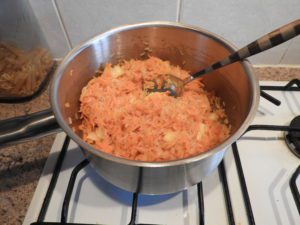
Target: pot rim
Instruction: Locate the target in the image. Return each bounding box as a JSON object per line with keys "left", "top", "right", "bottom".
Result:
{"left": 51, "top": 21, "right": 260, "bottom": 168}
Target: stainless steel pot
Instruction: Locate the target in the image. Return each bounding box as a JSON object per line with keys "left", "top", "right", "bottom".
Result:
{"left": 0, "top": 22, "right": 259, "bottom": 194}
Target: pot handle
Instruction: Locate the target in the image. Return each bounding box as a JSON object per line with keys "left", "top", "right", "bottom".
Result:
{"left": 0, "top": 108, "right": 61, "bottom": 147}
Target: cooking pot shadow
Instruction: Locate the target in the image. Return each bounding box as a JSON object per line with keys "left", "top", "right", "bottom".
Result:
{"left": 71, "top": 150, "right": 234, "bottom": 207}
{"left": 74, "top": 165, "right": 179, "bottom": 206}
{"left": 45, "top": 142, "right": 233, "bottom": 213}
{"left": 45, "top": 145, "right": 178, "bottom": 207}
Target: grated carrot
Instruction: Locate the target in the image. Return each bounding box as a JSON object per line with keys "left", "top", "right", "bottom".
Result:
{"left": 79, "top": 57, "right": 230, "bottom": 162}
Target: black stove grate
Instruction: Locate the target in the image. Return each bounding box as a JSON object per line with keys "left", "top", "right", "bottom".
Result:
{"left": 30, "top": 140, "right": 231, "bottom": 225}
{"left": 260, "top": 79, "right": 300, "bottom": 91}
{"left": 232, "top": 142, "right": 255, "bottom": 225}
{"left": 218, "top": 160, "right": 235, "bottom": 225}
{"left": 37, "top": 136, "right": 70, "bottom": 222}
{"left": 197, "top": 183, "right": 205, "bottom": 225}
{"left": 61, "top": 159, "right": 89, "bottom": 224}
{"left": 260, "top": 78, "right": 300, "bottom": 106}
{"left": 290, "top": 165, "right": 300, "bottom": 214}
{"left": 30, "top": 80, "right": 300, "bottom": 225}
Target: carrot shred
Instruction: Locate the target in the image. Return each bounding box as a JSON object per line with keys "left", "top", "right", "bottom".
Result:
{"left": 79, "top": 57, "right": 230, "bottom": 162}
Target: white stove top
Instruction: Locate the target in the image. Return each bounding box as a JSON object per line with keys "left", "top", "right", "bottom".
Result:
{"left": 23, "top": 81, "right": 300, "bottom": 225}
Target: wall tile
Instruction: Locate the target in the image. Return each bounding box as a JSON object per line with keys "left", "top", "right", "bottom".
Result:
{"left": 0, "top": 0, "right": 49, "bottom": 50}
{"left": 262, "top": 0, "right": 299, "bottom": 29}
{"left": 281, "top": 37, "right": 300, "bottom": 65}
{"left": 29, "top": 0, "right": 71, "bottom": 58}
{"left": 248, "top": 42, "right": 290, "bottom": 65}
{"left": 56, "top": 0, "right": 178, "bottom": 47}
{"left": 180, "top": 0, "right": 300, "bottom": 65}
{"left": 257, "top": 0, "right": 300, "bottom": 65}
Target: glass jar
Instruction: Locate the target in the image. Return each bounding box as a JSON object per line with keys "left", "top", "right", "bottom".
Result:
{"left": 0, "top": 0, "right": 54, "bottom": 103}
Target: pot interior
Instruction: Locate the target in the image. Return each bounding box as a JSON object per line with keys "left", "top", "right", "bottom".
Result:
{"left": 54, "top": 23, "right": 255, "bottom": 151}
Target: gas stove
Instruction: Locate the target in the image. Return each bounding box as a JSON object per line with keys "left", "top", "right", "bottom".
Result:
{"left": 22, "top": 81, "right": 300, "bottom": 225}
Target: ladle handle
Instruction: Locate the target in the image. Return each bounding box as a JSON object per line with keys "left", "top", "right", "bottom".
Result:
{"left": 190, "top": 19, "right": 300, "bottom": 80}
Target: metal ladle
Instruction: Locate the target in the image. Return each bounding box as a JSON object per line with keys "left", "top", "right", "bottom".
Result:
{"left": 146, "top": 19, "right": 300, "bottom": 97}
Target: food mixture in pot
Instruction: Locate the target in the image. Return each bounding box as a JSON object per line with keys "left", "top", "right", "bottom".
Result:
{"left": 79, "top": 57, "right": 230, "bottom": 162}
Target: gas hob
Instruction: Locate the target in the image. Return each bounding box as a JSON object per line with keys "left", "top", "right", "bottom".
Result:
{"left": 23, "top": 81, "right": 300, "bottom": 225}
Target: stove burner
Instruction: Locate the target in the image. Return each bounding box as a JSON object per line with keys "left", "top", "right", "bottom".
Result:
{"left": 285, "top": 116, "right": 300, "bottom": 158}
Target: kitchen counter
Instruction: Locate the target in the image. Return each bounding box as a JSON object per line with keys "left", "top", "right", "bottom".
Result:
{"left": 0, "top": 67, "right": 299, "bottom": 225}
{"left": 0, "top": 89, "right": 55, "bottom": 225}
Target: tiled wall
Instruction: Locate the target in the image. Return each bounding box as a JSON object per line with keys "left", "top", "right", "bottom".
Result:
{"left": 28, "top": 0, "right": 300, "bottom": 65}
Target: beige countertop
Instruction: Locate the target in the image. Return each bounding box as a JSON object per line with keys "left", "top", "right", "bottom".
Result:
{"left": 0, "top": 67, "right": 299, "bottom": 225}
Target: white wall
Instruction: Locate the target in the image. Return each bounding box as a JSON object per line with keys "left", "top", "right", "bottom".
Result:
{"left": 180, "top": 0, "right": 300, "bottom": 65}
{"left": 26, "top": 0, "right": 300, "bottom": 65}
